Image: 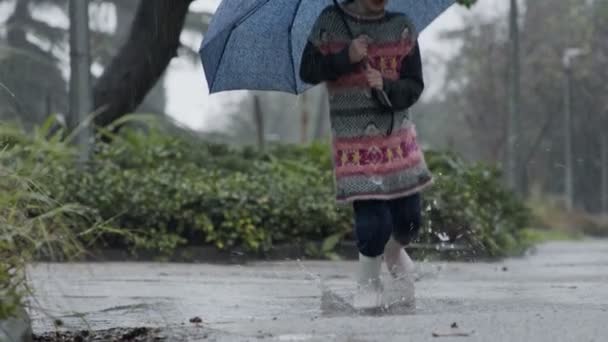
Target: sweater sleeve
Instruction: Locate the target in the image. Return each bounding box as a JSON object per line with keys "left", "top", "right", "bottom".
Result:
{"left": 300, "top": 42, "right": 359, "bottom": 84}
{"left": 299, "top": 7, "right": 360, "bottom": 85}
{"left": 382, "top": 42, "right": 425, "bottom": 111}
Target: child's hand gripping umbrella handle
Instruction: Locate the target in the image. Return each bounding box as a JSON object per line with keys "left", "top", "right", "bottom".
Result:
{"left": 334, "top": 0, "right": 396, "bottom": 135}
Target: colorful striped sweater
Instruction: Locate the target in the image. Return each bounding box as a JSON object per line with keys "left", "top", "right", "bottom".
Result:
{"left": 300, "top": 4, "right": 433, "bottom": 203}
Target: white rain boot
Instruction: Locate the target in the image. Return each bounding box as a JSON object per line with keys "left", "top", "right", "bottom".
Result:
{"left": 384, "top": 238, "right": 415, "bottom": 277}
{"left": 383, "top": 238, "right": 415, "bottom": 308}
{"left": 353, "top": 253, "right": 384, "bottom": 310}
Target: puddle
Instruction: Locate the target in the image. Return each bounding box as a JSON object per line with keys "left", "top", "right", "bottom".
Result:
{"left": 295, "top": 259, "right": 418, "bottom": 317}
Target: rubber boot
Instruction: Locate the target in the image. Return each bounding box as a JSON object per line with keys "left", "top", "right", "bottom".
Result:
{"left": 353, "top": 253, "right": 383, "bottom": 310}
{"left": 383, "top": 238, "right": 415, "bottom": 309}
{"left": 384, "top": 238, "right": 415, "bottom": 278}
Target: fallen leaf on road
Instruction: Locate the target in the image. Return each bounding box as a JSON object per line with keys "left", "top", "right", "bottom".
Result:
{"left": 189, "top": 316, "right": 203, "bottom": 323}
{"left": 432, "top": 331, "right": 473, "bottom": 338}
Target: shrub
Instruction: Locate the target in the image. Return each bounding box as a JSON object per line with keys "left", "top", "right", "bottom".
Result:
{"left": 273, "top": 146, "right": 532, "bottom": 257}
{"left": 0, "top": 165, "right": 100, "bottom": 319}
{"left": 1, "top": 115, "right": 531, "bottom": 260}
{"left": 0, "top": 118, "right": 112, "bottom": 318}
{"left": 528, "top": 189, "right": 608, "bottom": 238}
{"left": 422, "top": 151, "right": 531, "bottom": 257}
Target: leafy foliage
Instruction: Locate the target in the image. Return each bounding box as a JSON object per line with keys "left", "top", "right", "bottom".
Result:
{"left": 422, "top": 151, "right": 531, "bottom": 257}
{"left": 50, "top": 134, "right": 351, "bottom": 254}
{"left": 1, "top": 115, "right": 530, "bottom": 263}
{"left": 456, "top": 0, "right": 477, "bottom": 8}
{"left": 0, "top": 117, "right": 116, "bottom": 319}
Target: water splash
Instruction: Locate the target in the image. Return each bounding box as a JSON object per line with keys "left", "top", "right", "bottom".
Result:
{"left": 295, "top": 259, "right": 418, "bottom": 316}
{"left": 294, "top": 260, "right": 356, "bottom": 315}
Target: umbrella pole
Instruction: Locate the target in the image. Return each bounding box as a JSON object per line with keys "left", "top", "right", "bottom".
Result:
{"left": 301, "top": 92, "right": 309, "bottom": 144}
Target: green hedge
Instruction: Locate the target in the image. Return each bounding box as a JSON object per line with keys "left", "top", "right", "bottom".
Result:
{"left": 1, "top": 116, "right": 531, "bottom": 259}
{"left": 269, "top": 144, "right": 531, "bottom": 257}
{"left": 422, "top": 151, "right": 531, "bottom": 257}
{"left": 0, "top": 149, "right": 103, "bottom": 319}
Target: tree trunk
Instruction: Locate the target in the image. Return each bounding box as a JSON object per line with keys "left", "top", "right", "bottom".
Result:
{"left": 252, "top": 94, "right": 265, "bottom": 151}
{"left": 6, "top": 0, "right": 29, "bottom": 48}
{"left": 507, "top": 0, "right": 521, "bottom": 194}
{"left": 563, "top": 66, "right": 574, "bottom": 211}
{"left": 93, "top": 0, "right": 193, "bottom": 127}
{"left": 69, "top": 0, "right": 92, "bottom": 164}
{"left": 601, "top": 133, "right": 608, "bottom": 214}
{"left": 114, "top": 0, "right": 167, "bottom": 115}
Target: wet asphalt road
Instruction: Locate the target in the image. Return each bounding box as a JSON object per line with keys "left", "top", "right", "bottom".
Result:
{"left": 28, "top": 240, "right": 608, "bottom": 341}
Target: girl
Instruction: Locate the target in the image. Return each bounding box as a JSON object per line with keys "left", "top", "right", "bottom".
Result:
{"left": 300, "top": 0, "right": 433, "bottom": 309}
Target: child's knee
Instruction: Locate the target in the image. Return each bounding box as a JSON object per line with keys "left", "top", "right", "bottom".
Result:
{"left": 354, "top": 202, "right": 393, "bottom": 257}
{"left": 357, "top": 227, "right": 392, "bottom": 257}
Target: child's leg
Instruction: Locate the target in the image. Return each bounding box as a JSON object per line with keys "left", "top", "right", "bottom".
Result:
{"left": 353, "top": 200, "right": 393, "bottom": 259}
{"left": 385, "top": 193, "right": 421, "bottom": 277}
{"left": 352, "top": 200, "right": 393, "bottom": 309}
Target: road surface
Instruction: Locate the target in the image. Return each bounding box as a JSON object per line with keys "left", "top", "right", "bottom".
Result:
{"left": 28, "top": 240, "right": 608, "bottom": 341}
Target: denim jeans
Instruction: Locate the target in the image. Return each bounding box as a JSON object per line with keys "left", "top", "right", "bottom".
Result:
{"left": 353, "top": 193, "right": 422, "bottom": 257}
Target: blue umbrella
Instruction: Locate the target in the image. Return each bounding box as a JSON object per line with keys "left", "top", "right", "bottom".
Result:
{"left": 200, "top": 0, "right": 454, "bottom": 94}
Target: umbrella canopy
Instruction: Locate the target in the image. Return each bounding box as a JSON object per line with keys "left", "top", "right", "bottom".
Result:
{"left": 200, "top": 0, "right": 454, "bottom": 94}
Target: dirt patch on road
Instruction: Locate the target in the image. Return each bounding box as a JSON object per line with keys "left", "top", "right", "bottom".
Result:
{"left": 33, "top": 327, "right": 165, "bottom": 342}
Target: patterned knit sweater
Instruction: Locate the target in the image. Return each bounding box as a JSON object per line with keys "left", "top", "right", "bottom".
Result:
{"left": 300, "top": 4, "right": 433, "bottom": 203}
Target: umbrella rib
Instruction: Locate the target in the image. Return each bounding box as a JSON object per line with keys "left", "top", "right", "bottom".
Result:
{"left": 208, "top": 28, "right": 231, "bottom": 93}
{"left": 235, "top": 0, "right": 272, "bottom": 26}
{"left": 289, "top": 0, "right": 305, "bottom": 94}
{"left": 209, "top": 0, "right": 272, "bottom": 92}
